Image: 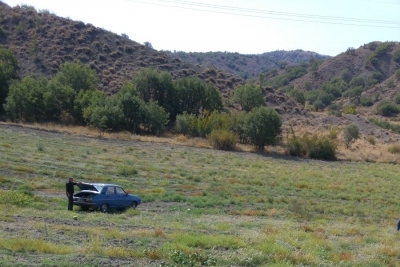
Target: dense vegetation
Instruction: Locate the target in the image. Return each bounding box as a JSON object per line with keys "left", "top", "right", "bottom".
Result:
{"left": 0, "top": 50, "right": 285, "bottom": 153}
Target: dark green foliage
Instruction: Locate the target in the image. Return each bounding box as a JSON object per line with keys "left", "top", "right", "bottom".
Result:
{"left": 343, "top": 86, "right": 364, "bottom": 105}
{"left": 231, "top": 83, "right": 264, "bottom": 112}
{"left": 43, "top": 79, "right": 75, "bottom": 122}
{"left": 141, "top": 100, "right": 169, "bottom": 135}
{"left": 307, "top": 134, "right": 337, "bottom": 160}
{"left": 0, "top": 47, "right": 18, "bottom": 112}
{"left": 53, "top": 61, "right": 98, "bottom": 92}
{"left": 286, "top": 130, "right": 337, "bottom": 160}
{"left": 368, "top": 118, "right": 400, "bottom": 134}
{"left": 132, "top": 68, "right": 177, "bottom": 116}
{"left": 286, "top": 134, "right": 308, "bottom": 157}
{"left": 374, "top": 42, "right": 393, "bottom": 57}
{"left": 345, "top": 47, "right": 356, "bottom": 55}
{"left": 365, "top": 72, "right": 384, "bottom": 88}
{"left": 243, "top": 107, "right": 282, "bottom": 151}
{"left": 116, "top": 91, "right": 143, "bottom": 133}
{"left": 203, "top": 82, "right": 223, "bottom": 112}
{"left": 132, "top": 69, "right": 222, "bottom": 119}
{"left": 349, "top": 76, "right": 365, "bottom": 88}
{"left": 207, "top": 129, "right": 237, "bottom": 151}
{"left": 322, "top": 77, "right": 346, "bottom": 98}
{"left": 343, "top": 124, "right": 360, "bottom": 148}
{"left": 394, "top": 94, "right": 400, "bottom": 104}
{"left": 360, "top": 97, "right": 374, "bottom": 107}
{"left": 268, "top": 66, "right": 307, "bottom": 89}
{"left": 288, "top": 88, "right": 305, "bottom": 105}
{"left": 4, "top": 77, "right": 48, "bottom": 121}
{"left": 375, "top": 100, "right": 400, "bottom": 116}
{"left": 85, "top": 96, "right": 124, "bottom": 133}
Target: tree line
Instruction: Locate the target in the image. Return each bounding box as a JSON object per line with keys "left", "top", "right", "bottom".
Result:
{"left": 0, "top": 47, "right": 283, "bottom": 152}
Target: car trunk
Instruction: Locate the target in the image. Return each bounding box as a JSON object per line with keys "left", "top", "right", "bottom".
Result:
{"left": 73, "top": 192, "right": 97, "bottom": 202}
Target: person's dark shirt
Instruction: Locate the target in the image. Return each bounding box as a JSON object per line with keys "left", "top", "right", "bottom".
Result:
{"left": 66, "top": 181, "right": 77, "bottom": 195}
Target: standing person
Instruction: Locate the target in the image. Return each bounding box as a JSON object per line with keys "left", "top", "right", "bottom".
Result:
{"left": 66, "top": 177, "right": 81, "bottom": 211}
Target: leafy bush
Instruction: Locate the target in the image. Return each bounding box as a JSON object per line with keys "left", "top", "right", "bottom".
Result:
{"left": 207, "top": 130, "right": 237, "bottom": 151}
{"left": 289, "top": 88, "right": 306, "bottom": 105}
{"left": 360, "top": 97, "right": 374, "bottom": 107}
{"left": 375, "top": 100, "right": 400, "bottom": 116}
{"left": 343, "top": 124, "right": 360, "bottom": 148}
{"left": 232, "top": 83, "right": 264, "bottom": 112}
{"left": 306, "top": 134, "right": 337, "bottom": 160}
{"left": 286, "top": 132, "right": 337, "bottom": 160}
{"left": 286, "top": 135, "right": 308, "bottom": 157}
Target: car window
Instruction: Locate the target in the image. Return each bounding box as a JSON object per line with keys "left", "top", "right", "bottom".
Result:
{"left": 116, "top": 187, "right": 126, "bottom": 195}
{"left": 106, "top": 186, "right": 115, "bottom": 195}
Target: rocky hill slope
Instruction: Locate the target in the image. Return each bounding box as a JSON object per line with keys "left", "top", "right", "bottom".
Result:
{"left": 166, "top": 50, "right": 329, "bottom": 80}
{"left": 0, "top": 2, "right": 245, "bottom": 96}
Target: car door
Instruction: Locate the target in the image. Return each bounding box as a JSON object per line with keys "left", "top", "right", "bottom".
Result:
{"left": 115, "top": 186, "right": 130, "bottom": 208}
{"left": 104, "top": 186, "right": 117, "bottom": 207}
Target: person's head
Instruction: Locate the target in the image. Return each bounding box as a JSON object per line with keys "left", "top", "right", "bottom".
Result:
{"left": 69, "top": 177, "right": 74, "bottom": 183}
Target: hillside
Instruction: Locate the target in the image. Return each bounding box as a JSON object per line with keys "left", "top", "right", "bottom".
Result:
{"left": 0, "top": 2, "right": 245, "bottom": 96}
{"left": 166, "top": 50, "right": 329, "bottom": 79}
{"left": 1, "top": 2, "right": 400, "bottom": 150}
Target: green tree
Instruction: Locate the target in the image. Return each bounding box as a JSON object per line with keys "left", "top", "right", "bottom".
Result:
{"left": 0, "top": 47, "right": 18, "bottom": 112}
{"left": 232, "top": 83, "right": 264, "bottom": 112}
{"left": 43, "top": 79, "right": 75, "bottom": 122}
{"left": 175, "top": 76, "right": 206, "bottom": 115}
{"left": 116, "top": 91, "right": 143, "bottom": 133}
{"left": 343, "top": 124, "right": 360, "bottom": 148}
{"left": 289, "top": 88, "right": 306, "bottom": 105}
{"left": 85, "top": 96, "right": 124, "bottom": 133}
{"left": 4, "top": 77, "right": 48, "bottom": 121}
{"left": 132, "top": 68, "right": 177, "bottom": 118}
{"left": 244, "top": 106, "right": 282, "bottom": 151}
{"left": 74, "top": 90, "right": 105, "bottom": 124}
{"left": 202, "top": 83, "right": 223, "bottom": 112}
{"left": 141, "top": 100, "right": 169, "bottom": 135}
{"left": 53, "top": 61, "right": 98, "bottom": 92}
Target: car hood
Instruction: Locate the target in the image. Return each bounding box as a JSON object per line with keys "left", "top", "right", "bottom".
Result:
{"left": 77, "top": 183, "right": 99, "bottom": 192}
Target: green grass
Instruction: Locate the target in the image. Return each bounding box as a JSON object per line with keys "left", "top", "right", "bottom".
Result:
{"left": 1, "top": 124, "right": 400, "bottom": 266}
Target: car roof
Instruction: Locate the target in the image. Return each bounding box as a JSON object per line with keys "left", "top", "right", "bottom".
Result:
{"left": 85, "top": 183, "right": 121, "bottom": 187}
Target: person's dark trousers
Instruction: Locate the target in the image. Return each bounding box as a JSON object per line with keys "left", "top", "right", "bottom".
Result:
{"left": 68, "top": 196, "right": 74, "bottom": 211}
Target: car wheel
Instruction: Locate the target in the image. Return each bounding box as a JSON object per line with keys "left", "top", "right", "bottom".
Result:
{"left": 131, "top": 201, "right": 138, "bottom": 209}
{"left": 100, "top": 203, "right": 109, "bottom": 212}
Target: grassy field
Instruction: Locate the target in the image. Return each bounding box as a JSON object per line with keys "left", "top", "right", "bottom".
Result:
{"left": 1, "top": 123, "right": 400, "bottom": 266}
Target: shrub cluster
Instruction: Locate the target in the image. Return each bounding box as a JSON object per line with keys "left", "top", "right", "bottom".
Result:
{"left": 286, "top": 129, "right": 337, "bottom": 160}
{"left": 375, "top": 100, "right": 400, "bottom": 117}
{"left": 175, "top": 107, "right": 282, "bottom": 151}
